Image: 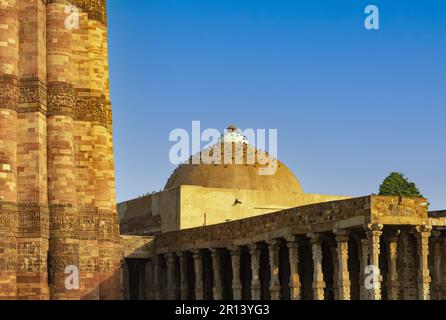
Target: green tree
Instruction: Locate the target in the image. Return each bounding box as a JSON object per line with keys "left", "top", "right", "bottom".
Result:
{"left": 378, "top": 172, "right": 424, "bottom": 198}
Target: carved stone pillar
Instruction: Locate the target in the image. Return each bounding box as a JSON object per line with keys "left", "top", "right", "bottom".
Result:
{"left": 153, "top": 256, "right": 162, "bottom": 300}
{"left": 267, "top": 239, "right": 281, "bottom": 300}
{"left": 166, "top": 253, "right": 177, "bottom": 300}
{"left": 415, "top": 225, "right": 432, "bottom": 300}
{"left": 366, "top": 224, "right": 383, "bottom": 301}
{"left": 335, "top": 231, "right": 351, "bottom": 300}
{"left": 211, "top": 249, "right": 223, "bottom": 300}
{"left": 230, "top": 247, "right": 242, "bottom": 300}
{"left": 358, "top": 238, "right": 369, "bottom": 300}
{"left": 287, "top": 236, "right": 301, "bottom": 300}
{"left": 386, "top": 232, "right": 400, "bottom": 300}
{"left": 138, "top": 260, "right": 147, "bottom": 300}
{"left": 331, "top": 246, "right": 339, "bottom": 300}
{"left": 431, "top": 231, "right": 443, "bottom": 300}
{"left": 144, "top": 261, "right": 154, "bottom": 300}
{"left": 442, "top": 235, "right": 446, "bottom": 300}
{"left": 248, "top": 243, "right": 261, "bottom": 300}
{"left": 308, "top": 233, "right": 325, "bottom": 300}
{"left": 121, "top": 259, "right": 129, "bottom": 300}
{"left": 177, "top": 252, "right": 189, "bottom": 300}
{"left": 193, "top": 250, "right": 204, "bottom": 300}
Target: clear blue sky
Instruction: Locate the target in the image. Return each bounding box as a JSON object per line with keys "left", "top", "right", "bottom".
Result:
{"left": 107, "top": 0, "right": 446, "bottom": 210}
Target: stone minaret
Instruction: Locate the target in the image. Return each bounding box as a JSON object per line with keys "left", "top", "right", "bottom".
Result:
{"left": 0, "top": 0, "right": 121, "bottom": 300}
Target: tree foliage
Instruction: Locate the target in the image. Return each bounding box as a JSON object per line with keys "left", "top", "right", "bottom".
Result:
{"left": 378, "top": 172, "right": 424, "bottom": 198}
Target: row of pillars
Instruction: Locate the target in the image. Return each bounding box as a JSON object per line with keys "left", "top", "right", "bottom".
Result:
{"left": 157, "top": 242, "right": 284, "bottom": 301}
{"left": 148, "top": 224, "right": 433, "bottom": 300}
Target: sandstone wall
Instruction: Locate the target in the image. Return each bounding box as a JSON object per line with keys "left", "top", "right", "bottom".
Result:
{"left": 178, "top": 185, "right": 351, "bottom": 232}
{"left": 154, "top": 196, "right": 429, "bottom": 253}
{"left": 118, "top": 185, "right": 351, "bottom": 234}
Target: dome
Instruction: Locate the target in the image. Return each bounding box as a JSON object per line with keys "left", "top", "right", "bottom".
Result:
{"left": 165, "top": 126, "right": 303, "bottom": 193}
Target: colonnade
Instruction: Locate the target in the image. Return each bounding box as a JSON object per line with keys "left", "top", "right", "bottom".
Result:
{"left": 124, "top": 224, "right": 436, "bottom": 300}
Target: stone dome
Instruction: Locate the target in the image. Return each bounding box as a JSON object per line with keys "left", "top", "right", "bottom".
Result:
{"left": 165, "top": 127, "right": 303, "bottom": 193}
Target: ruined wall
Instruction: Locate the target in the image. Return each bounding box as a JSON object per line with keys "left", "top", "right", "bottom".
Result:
{"left": 118, "top": 189, "right": 178, "bottom": 236}
{"left": 154, "top": 196, "right": 429, "bottom": 253}
{"left": 178, "top": 186, "right": 351, "bottom": 232}
{"left": 0, "top": 0, "right": 120, "bottom": 300}
{"left": 429, "top": 211, "right": 446, "bottom": 218}
{"left": 118, "top": 185, "right": 350, "bottom": 234}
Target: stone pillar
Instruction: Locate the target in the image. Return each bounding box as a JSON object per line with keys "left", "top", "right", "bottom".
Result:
{"left": 366, "top": 224, "right": 383, "bottom": 300}
{"left": 442, "top": 234, "right": 446, "bottom": 300}
{"left": 431, "top": 231, "right": 442, "bottom": 300}
{"left": 415, "top": 225, "right": 432, "bottom": 300}
{"left": 286, "top": 236, "right": 301, "bottom": 300}
{"left": 358, "top": 238, "right": 369, "bottom": 300}
{"left": 248, "top": 243, "right": 261, "bottom": 300}
{"left": 386, "top": 231, "right": 400, "bottom": 300}
{"left": 193, "top": 250, "right": 204, "bottom": 300}
{"left": 153, "top": 256, "right": 162, "bottom": 300}
{"left": 144, "top": 260, "right": 154, "bottom": 300}
{"left": 211, "top": 249, "right": 223, "bottom": 300}
{"left": 177, "top": 252, "right": 189, "bottom": 300}
{"left": 335, "top": 231, "right": 351, "bottom": 300}
{"left": 137, "top": 260, "right": 147, "bottom": 300}
{"left": 230, "top": 247, "right": 242, "bottom": 300}
{"left": 330, "top": 246, "right": 339, "bottom": 300}
{"left": 267, "top": 239, "right": 281, "bottom": 300}
{"left": 166, "top": 253, "right": 177, "bottom": 300}
{"left": 120, "top": 259, "right": 129, "bottom": 300}
{"left": 308, "top": 233, "right": 325, "bottom": 300}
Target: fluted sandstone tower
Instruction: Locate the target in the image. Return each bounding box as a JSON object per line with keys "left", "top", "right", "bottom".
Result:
{"left": 0, "top": 0, "right": 121, "bottom": 300}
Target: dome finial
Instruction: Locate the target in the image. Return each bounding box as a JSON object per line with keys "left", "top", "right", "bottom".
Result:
{"left": 227, "top": 125, "right": 238, "bottom": 133}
